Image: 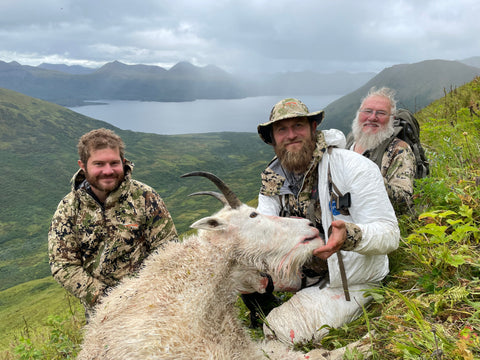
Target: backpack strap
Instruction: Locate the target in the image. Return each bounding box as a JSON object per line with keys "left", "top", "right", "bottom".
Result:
{"left": 327, "top": 147, "right": 351, "bottom": 216}
{"left": 350, "top": 124, "right": 403, "bottom": 171}
{"left": 366, "top": 131, "right": 399, "bottom": 170}
{"left": 345, "top": 132, "right": 355, "bottom": 149}
{"left": 327, "top": 147, "right": 350, "bottom": 301}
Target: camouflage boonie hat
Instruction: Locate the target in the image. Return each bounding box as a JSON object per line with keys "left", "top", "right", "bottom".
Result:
{"left": 257, "top": 98, "right": 325, "bottom": 144}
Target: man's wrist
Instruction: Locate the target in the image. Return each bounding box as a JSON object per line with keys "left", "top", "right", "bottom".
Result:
{"left": 341, "top": 222, "right": 362, "bottom": 251}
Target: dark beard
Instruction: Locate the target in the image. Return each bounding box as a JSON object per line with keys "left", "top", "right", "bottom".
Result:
{"left": 275, "top": 136, "right": 316, "bottom": 174}
{"left": 84, "top": 169, "right": 124, "bottom": 194}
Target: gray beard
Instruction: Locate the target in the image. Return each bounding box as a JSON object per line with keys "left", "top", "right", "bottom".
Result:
{"left": 351, "top": 115, "right": 395, "bottom": 151}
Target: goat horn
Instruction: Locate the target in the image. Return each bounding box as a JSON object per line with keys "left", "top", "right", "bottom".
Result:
{"left": 188, "top": 191, "right": 228, "bottom": 206}
{"left": 181, "top": 171, "right": 242, "bottom": 209}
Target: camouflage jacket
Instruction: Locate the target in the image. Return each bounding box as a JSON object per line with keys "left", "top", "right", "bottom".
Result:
{"left": 257, "top": 130, "right": 400, "bottom": 289}
{"left": 259, "top": 131, "right": 362, "bottom": 252}
{"left": 48, "top": 162, "right": 178, "bottom": 309}
{"left": 366, "top": 138, "right": 415, "bottom": 214}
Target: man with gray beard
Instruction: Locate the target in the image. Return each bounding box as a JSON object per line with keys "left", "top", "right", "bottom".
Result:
{"left": 244, "top": 98, "right": 399, "bottom": 346}
{"left": 348, "top": 87, "right": 415, "bottom": 214}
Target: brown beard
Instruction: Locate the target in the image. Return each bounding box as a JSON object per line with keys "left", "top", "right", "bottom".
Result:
{"left": 84, "top": 168, "right": 124, "bottom": 194}
{"left": 274, "top": 133, "right": 316, "bottom": 173}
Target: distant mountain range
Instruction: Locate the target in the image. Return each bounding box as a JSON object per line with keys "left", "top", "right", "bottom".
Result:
{"left": 36, "top": 62, "right": 376, "bottom": 97}
{"left": 0, "top": 60, "right": 247, "bottom": 105}
{"left": 1, "top": 57, "right": 479, "bottom": 134}
{"left": 0, "top": 59, "right": 374, "bottom": 106}
{"left": 38, "top": 62, "right": 97, "bottom": 75}
{"left": 458, "top": 56, "right": 480, "bottom": 68}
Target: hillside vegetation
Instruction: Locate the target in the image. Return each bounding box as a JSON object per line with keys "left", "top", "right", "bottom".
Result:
{"left": 0, "top": 87, "right": 274, "bottom": 292}
{"left": 1, "top": 77, "right": 480, "bottom": 359}
{"left": 327, "top": 77, "right": 480, "bottom": 359}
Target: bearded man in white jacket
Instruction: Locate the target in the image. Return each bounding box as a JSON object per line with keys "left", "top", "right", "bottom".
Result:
{"left": 251, "top": 98, "right": 400, "bottom": 345}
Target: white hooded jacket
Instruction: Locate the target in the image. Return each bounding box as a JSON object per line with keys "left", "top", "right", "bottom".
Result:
{"left": 257, "top": 129, "right": 400, "bottom": 289}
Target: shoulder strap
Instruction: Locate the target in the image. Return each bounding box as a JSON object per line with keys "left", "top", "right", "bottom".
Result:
{"left": 347, "top": 130, "right": 399, "bottom": 171}
{"left": 327, "top": 148, "right": 351, "bottom": 216}
{"left": 367, "top": 132, "right": 398, "bottom": 170}
{"left": 327, "top": 147, "right": 350, "bottom": 301}
{"left": 345, "top": 132, "right": 355, "bottom": 149}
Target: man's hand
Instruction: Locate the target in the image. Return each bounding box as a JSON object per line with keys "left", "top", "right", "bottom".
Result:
{"left": 313, "top": 220, "right": 347, "bottom": 260}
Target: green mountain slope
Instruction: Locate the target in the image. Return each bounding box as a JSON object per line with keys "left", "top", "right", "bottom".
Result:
{"left": 0, "top": 88, "right": 274, "bottom": 291}
{"left": 0, "top": 277, "right": 84, "bottom": 353}
{"left": 1, "top": 76, "right": 480, "bottom": 358}
{"left": 321, "top": 59, "right": 480, "bottom": 133}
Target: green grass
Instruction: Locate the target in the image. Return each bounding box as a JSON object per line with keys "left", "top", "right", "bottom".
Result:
{"left": 325, "top": 77, "right": 480, "bottom": 359}
{"left": 0, "top": 278, "right": 84, "bottom": 359}
{"left": 1, "top": 77, "right": 480, "bottom": 359}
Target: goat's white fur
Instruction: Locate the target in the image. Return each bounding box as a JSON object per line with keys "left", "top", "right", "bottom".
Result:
{"left": 78, "top": 201, "right": 324, "bottom": 360}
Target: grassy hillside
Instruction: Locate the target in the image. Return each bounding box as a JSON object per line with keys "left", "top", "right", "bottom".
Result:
{"left": 1, "top": 77, "right": 480, "bottom": 358}
{"left": 0, "top": 278, "right": 84, "bottom": 357}
{"left": 350, "top": 77, "right": 479, "bottom": 359}
{"left": 321, "top": 59, "right": 480, "bottom": 134}
{"left": 0, "top": 87, "right": 274, "bottom": 291}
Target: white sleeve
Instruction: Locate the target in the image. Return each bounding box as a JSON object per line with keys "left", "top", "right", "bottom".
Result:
{"left": 257, "top": 193, "right": 282, "bottom": 216}
{"left": 347, "top": 159, "right": 399, "bottom": 255}
{"left": 326, "top": 149, "right": 400, "bottom": 255}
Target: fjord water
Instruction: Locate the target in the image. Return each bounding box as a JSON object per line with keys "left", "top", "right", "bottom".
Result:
{"left": 69, "top": 95, "right": 342, "bottom": 135}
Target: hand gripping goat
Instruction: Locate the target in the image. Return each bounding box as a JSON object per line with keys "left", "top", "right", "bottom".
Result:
{"left": 77, "top": 171, "right": 324, "bottom": 360}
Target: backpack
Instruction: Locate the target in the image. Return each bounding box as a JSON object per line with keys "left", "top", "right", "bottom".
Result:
{"left": 346, "top": 108, "right": 429, "bottom": 179}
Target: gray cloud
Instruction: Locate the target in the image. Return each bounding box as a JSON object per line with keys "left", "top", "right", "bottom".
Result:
{"left": 0, "top": 0, "right": 478, "bottom": 74}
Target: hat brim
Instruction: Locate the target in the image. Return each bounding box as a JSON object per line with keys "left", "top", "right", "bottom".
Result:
{"left": 257, "top": 110, "right": 324, "bottom": 144}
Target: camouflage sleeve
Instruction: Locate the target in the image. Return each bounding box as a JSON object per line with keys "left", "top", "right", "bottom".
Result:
{"left": 382, "top": 141, "right": 415, "bottom": 214}
{"left": 48, "top": 195, "right": 106, "bottom": 306}
{"left": 340, "top": 222, "right": 362, "bottom": 251}
{"left": 327, "top": 221, "right": 362, "bottom": 251}
{"left": 143, "top": 190, "right": 178, "bottom": 251}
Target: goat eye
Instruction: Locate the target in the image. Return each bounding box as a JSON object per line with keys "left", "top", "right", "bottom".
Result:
{"left": 207, "top": 219, "right": 219, "bottom": 227}
{"left": 249, "top": 212, "right": 258, "bottom": 218}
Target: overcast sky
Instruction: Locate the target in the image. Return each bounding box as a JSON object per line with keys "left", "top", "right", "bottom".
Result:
{"left": 1, "top": 0, "right": 478, "bottom": 75}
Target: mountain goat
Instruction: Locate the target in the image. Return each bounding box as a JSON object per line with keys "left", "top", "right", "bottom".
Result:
{"left": 77, "top": 171, "right": 324, "bottom": 360}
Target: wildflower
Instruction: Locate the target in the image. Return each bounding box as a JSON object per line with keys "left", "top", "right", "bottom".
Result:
{"left": 459, "top": 325, "right": 480, "bottom": 345}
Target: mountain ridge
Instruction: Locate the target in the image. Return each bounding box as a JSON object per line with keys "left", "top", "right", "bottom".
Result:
{"left": 320, "top": 59, "right": 480, "bottom": 133}
{"left": 1, "top": 58, "right": 479, "bottom": 128}
{"left": 0, "top": 59, "right": 373, "bottom": 105}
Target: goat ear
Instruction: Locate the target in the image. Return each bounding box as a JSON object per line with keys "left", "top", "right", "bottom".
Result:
{"left": 190, "top": 216, "right": 228, "bottom": 231}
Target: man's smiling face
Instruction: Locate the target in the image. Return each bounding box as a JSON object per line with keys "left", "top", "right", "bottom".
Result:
{"left": 357, "top": 95, "right": 392, "bottom": 135}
